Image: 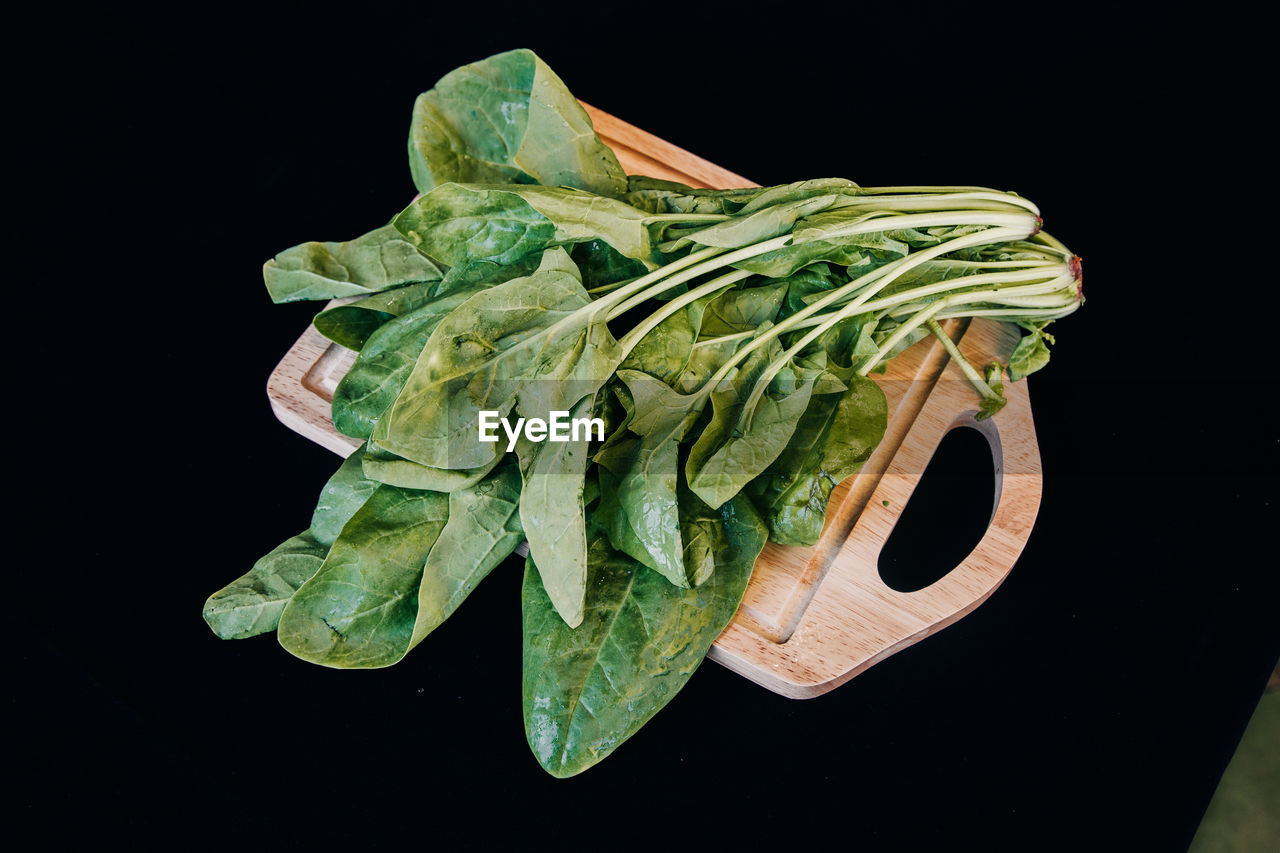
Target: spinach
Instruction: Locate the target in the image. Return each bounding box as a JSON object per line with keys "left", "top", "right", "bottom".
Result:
{"left": 659, "top": 193, "right": 839, "bottom": 253}
{"left": 369, "top": 248, "right": 620, "bottom": 473}
{"left": 263, "top": 224, "right": 444, "bottom": 304}
{"left": 521, "top": 498, "right": 767, "bottom": 777}
{"left": 514, "top": 396, "right": 597, "bottom": 628}
{"left": 361, "top": 443, "right": 502, "bottom": 493}
{"left": 308, "top": 447, "right": 379, "bottom": 545}
{"left": 203, "top": 533, "right": 328, "bottom": 641}
{"left": 596, "top": 431, "right": 686, "bottom": 586}
{"left": 751, "top": 373, "right": 888, "bottom": 545}
{"left": 1009, "top": 322, "right": 1055, "bottom": 380}
{"left": 570, "top": 239, "right": 649, "bottom": 288}
{"left": 408, "top": 48, "right": 627, "bottom": 198}
{"left": 412, "top": 461, "right": 524, "bottom": 646}
{"left": 204, "top": 449, "right": 375, "bottom": 639}
{"left": 331, "top": 286, "right": 483, "bottom": 439}
{"left": 277, "top": 483, "right": 450, "bottom": 668}
{"left": 393, "top": 182, "right": 713, "bottom": 269}
{"left": 685, "top": 343, "right": 830, "bottom": 509}
{"left": 595, "top": 369, "right": 704, "bottom": 586}
{"left": 617, "top": 306, "right": 699, "bottom": 386}
{"left": 205, "top": 48, "right": 1083, "bottom": 778}
{"left": 313, "top": 280, "right": 441, "bottom": 352}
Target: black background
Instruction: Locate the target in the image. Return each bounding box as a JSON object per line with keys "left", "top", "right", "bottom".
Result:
{"left": 20, "top": 1, "right": 1276, "bottom": 848}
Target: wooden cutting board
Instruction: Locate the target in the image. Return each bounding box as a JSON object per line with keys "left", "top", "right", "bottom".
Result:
{"left": 266, "top": 104, "right": 1043, "bottom": 699}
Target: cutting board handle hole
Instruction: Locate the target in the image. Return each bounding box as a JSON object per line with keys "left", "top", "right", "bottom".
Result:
{"left": 877, "top": 425, "right": 996, "bottom": 593}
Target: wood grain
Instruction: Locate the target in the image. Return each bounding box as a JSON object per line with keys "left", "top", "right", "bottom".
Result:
{"left": 266, "top": 104, "right": 1043, "bottom": 699}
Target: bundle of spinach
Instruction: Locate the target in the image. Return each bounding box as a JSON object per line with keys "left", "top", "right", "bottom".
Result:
{"left": 203, "top": 48, "right": 1083, "bottom": 777}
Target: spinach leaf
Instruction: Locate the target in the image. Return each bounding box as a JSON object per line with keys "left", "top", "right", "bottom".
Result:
{"left": 622, "top": 176, "right": 799, "bottom": 216}
{"left": 733, "top": 178, "right": 861, "bottom": 214}
{"left": 660, "top": 194, "right": 837, "bottom": 253}
{"left": 1008, "top": 322, "right": 1054, "bottom": 379}
{"left": 867, "top": 319, "right": 931, "bottom": 372}
{"left": 393, "top": 183, "right": 656, "bottom": 268}
{"left": 732, "top": 226, "right": 908, "bottom": 278}
{"left": 276, "top": 461, "right": 521, "bottom": 667}
{"left": 370, "top": 248, "right": 621, "bottom": 472}
{"left": 595, "top": 440, "right": 651, "bottom": 567}
{"left": 778, "top": 265, "right": 839, "bottom": 318}
{"left": 204, "top": 448, "right": 377, "bottom": 639}
{"left": 436, "top": 252, "right": 544, "bottom": 296}
{"left": 700, "top": 281, "right": 788, "bottom": 336}
{"left": 685, "top": 343, "right": 828, "bottom": 508}
{"left": 618, "top": 305, "right": 698, "bottom": 386}
{"left": 263, "top": 224, "right": 444, "bottom": 303}
{"left": 515, "top": 394, "right": 597, "bottom": 628}
{"left": 752, "top": 373, "right": 887, "bottom": 545}
{"left": 277, "top": 484, "right": 450, "bottom": 668}
{"left": 596, "top": 431, "right": 685, "bottom": 587}
{"left": 677, "top": 473, "right": 725, "bottom": 587}
{"left": 202, "top": 533, "right": 328, "bottom": 640}
{"left": 331, "top": 286, "right": 482, "bottom": 439}
{"left": 408, "top": 48, "right": 626, "bottom": 198}
{"left": 410, "top": 461, "right": 523, "bottom": 644}
{"left": 521, "top": 496, "right": 767, "bottom": 777}
{"left": 313, "top": 281, "right": 441, "bottom": 352}
{"left": 316, "top": 252, "right": 553, "bottom": 354}
{"left": 570, "top": 239, "right": 649, "bottom": 289}
{"left": 595, "top": 369, "right": 705, "bottom": 587}
{"left": 361, "top": 443, "right": 501, "bottom": 493}
{"left": 676, "top": 336, "right": 743, "bottom": 395}
{"left": 309, "top": 447, "right": 378, "bottom": 546}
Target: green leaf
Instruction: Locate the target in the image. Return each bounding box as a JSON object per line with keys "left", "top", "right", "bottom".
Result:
{"left": 685, "top": 343, "right": 824, "bottom": 509}
{"left": 277, "top": 461, "right": 522, "bottom": 667}
{"left": 733, "top": 179, "right": 860, "bottom": 214}
{"left": 660, "top": 194, "right": 837, "bottom": 253}
{"left": 360, "top": 442, "right": 501, "bottom": 493}
{"left": 410, "top": 461, "right": 523, "bottom": 644}
{"left": 435, "top": 252, "right": 545, "bottom": 296}
{"left": 595, "top": 441, "right": 651, "bottom": 569}
{"left": 597, "top": 432, "right": 686, "bottom": 587}
{"left": 677, "top": 472, "right": 726, "bottom": 587}
{"left": 618, "top": 306, "right": 698, "bottom": 386}
{"left": 700, "top": 282, "right": 788, "bottom": 336}
{"left": 867, "top": 320, "right": 931, "bottom": 373}
{"left": 313, "top": 281, "right": 441, "bottom": 352}
{"left": 203, "top": 449, "right": 380, "bottom": 640}
{"left": 309, "top": 447, "right": 377, "bottom": 546}
{"left": 515, "top": 395, "right": 597, "bottom": 628}
{"left": 393, "top": 184, "right": 556, "bottom": 268}
{"left": 676, "top": 336, "right": 743, "bottom": 395}
{"left": 595, "top": 369, "right": 705, "bottom": 587}
{"left": 570, "top": 239, "right": 649, "bottom": 289}
{"left": 371, "top": 248, "right": 621, "bottom": 472}
{"left": 752, "top": 373, "right": 887, "bottom": 546}
{"left": 331, "top": 286, "right": 482, "bottom": 439}
{"left": 263, "top": 224, "right": 444, "bottom": 303}
{"left": 277, "top": 484, "right": 450, "bottom": 668}
{"left": 976, "top": 362, "right": 1007, "bottom": 420}
{"left": 408, "top": 48, "right": 626, "bottom": 197}
{"left": 778, "top": 265, "right": 839, "bottom": 319}
{"left": 621, "top": 176, "right": 761, "bottom": 215}
{"left": 202, "top": 532, "right": 328, "bottom": 640}
{"left": 1008, "top": 324, "right": 1052, "bottom": 380}
{"left": 393, "top": 184, "right": 656, "bottom": 269}
{"left": 522, "top": 497, "right": 767, "bottom": 777}
{"left": 733, "top": 211, "right": 909, "bottom": 278}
